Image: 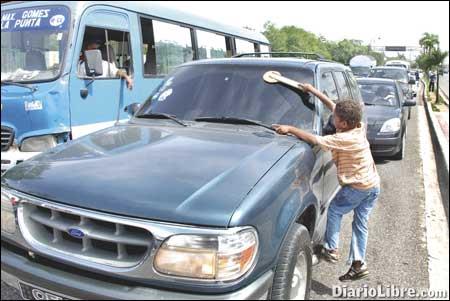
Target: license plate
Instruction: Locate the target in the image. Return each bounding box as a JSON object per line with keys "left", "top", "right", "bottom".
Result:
{"left": 19, "top": 281, "right": 75, "bottom": 300}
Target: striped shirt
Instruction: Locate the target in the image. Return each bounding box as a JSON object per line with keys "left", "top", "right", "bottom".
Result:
{"left": 315, "top": 123, "right": 380, "bottom": 190}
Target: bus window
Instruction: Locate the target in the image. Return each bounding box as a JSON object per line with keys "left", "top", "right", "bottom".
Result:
{"left": 196, "top": 30, "right": 227, "bottom": 60}
{"left": 235, "top": 38, "right": 254, "bottom": 55}
{"left": 78, "top": 27, "right": 133, "bottom": 78}
{"left": 140, "top": 18, "right": 156, "bottom": 75}
{"left": 141, "top": 19, "right": 194, "bottom": 76}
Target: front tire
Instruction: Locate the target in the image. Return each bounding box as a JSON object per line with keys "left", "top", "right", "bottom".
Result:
{"left": 268, "top": 224, "right": 312, "bottom": 300}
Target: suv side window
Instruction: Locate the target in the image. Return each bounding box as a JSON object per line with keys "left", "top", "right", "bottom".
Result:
{"left": 319, "top": 72, "right": 338, "bottom": 133}
{"left": 346, "top": 71, "right": 363, "bottom": 102}
{"left": 334, "top": 71, "right": 352, "bottom": 101}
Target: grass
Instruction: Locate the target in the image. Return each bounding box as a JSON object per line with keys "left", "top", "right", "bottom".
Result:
{"left": 431, "top": 102, "right": 440, "bottom": 112}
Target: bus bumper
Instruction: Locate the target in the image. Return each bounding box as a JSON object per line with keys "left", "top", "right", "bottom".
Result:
{"left": 1, "top": 147, "right": 40, "bottom": 173}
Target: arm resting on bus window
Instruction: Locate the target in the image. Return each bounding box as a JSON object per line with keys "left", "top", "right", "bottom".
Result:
{"left": 302, "top": 83, "right": 335, "bottom": 112}
{"left": 116, "top": 69, "right": 133, "bottom": 90}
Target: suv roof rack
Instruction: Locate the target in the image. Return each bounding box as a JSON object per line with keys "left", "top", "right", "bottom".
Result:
{"left": 233, "top": 52, "right": 327, "bottom": 60}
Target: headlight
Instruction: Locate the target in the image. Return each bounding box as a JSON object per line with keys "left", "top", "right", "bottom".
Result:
{"left": 380, "top": 118, "right": 401, "bottom": 133}
{"left": 20, "top": 135, "right": 57, "bottom": 152}
{"left": 1, "top": 189, "right": 18, "bottom": 234}
{"left": 154, "top": 228, "right": 258, "bottom": 281}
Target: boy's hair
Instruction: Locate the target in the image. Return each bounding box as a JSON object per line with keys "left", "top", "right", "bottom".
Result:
{"left": 335, "top": 100, "right": 362, "bottom": 129}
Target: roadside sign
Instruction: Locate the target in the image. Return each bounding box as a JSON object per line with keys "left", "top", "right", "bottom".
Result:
{"left": 385, "top": 46, "right": 407, "bottom": 52}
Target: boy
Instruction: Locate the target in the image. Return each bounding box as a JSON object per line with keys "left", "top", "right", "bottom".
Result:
{"left": 273, "top": 83, "right": 380, "bottom": 282}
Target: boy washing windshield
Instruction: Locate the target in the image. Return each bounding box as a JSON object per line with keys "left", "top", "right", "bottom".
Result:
{"left": 273, "top": 83, "right": 380, "bottom": 282}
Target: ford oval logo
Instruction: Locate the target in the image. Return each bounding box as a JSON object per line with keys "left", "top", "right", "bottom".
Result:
{"left": 68, "top": 228, "right": 84, "bottom": 239}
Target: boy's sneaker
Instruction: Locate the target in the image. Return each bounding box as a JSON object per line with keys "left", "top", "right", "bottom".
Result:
{"left": 320, "top": 247, "right": 339, "bottom": 264}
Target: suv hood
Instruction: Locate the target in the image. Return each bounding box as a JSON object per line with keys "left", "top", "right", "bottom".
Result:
{"left": 2, "top": 125, "right": 294, "bottom": 227}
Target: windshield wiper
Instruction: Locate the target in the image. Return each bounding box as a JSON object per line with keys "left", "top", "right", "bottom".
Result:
{"left": 135, "top": 112, "right": 187, "bottom": 127}
{"left": 1, "top": 80, "right": 37, "bottom": 92}
{"left": 195, "top": 116, "right": 276, "bottom": 132}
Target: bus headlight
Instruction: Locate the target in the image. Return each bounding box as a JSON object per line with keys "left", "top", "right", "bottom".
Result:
{"left": 380, "top": 118, "right": 401, "bottom": 133}
{"left": 1, "top": 189, "right": 18, "bottom": 234}
{"left": 154, "top": 228, "right": 258, "bottom": 281}
{"left": 20, "top": 135, "right": 57, "bottom": 152}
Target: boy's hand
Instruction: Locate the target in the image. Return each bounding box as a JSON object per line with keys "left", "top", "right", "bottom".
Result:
{"left": 272, "top": 124, "right": 291, "bottom": 135}
{"left": 301, "top": 83, "right": 315, "bottom": 94}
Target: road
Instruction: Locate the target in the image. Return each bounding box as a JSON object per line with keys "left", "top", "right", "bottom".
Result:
{"left": 0, "top": 96, "right": 443, "bottom": 300}
{"left": 440, "top": 74, "right": 449, "bottom": 98}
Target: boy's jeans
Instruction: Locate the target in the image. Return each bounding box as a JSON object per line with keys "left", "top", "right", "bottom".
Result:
{"left": 324, "top": 185, "right": 380, "bottom": 265}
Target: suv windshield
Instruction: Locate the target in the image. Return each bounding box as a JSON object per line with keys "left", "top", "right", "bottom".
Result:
{"left": 368, "top": 68, "right": 408, "bottom": 83}
{"left": 359, "top": 83, "right": 399, "bottom": 107}
{"left": 138, "top": 64, "right": 316, "bottom": 130}
{"left": 1, "top": 5, "right": 70, "bottom": 82}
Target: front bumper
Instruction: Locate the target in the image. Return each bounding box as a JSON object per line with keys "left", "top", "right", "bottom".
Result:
{"left": 368, "top": 133, "right": 402, "bottom": 157}
{"left": 1, "top": 243, "right": 273, "bottom": 300}
{"left": 1, "top": 147, "right": 40, "bottom": 173}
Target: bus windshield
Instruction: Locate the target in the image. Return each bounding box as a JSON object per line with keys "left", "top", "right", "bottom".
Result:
{"left": 1, "top": 5, "right": 70, "bottom": 83}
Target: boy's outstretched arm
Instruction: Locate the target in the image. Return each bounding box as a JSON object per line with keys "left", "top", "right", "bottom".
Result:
{"left": 272, "top": 124, "right": 318, "bottom": 145}
{"left": 302, "top": 83, "right": 336, "bottom": 112}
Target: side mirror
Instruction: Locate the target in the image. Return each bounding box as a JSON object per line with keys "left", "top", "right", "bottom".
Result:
{"left": 403, "top": 99, "right": 416, "bottom": 107}
{"left": 408, "top": 79, "right": 416, "bottom": 85}
{"left": 84, "top": 49, "right": 103, "bottom": 77}
{"left": 124, "top": 102, "right": 141, "bottom": 117}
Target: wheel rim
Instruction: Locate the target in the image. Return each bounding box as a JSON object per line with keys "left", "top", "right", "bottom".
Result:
{"left": 290, "top": 251, "right": 308, "bottom": 300}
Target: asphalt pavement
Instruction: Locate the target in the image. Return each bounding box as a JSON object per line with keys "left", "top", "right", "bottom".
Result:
{"left": 0, "top": 96, "right": 441, "bottom": 300}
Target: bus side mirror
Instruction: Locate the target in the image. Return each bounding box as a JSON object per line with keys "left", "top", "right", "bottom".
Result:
{"left": 124, "top": 103, "right": 141, "bottom": 117}
{"left": 408, "top": 79, "right": 416, "bottom": 85}
{"left": 84, "top": 49, "right": 103, "bottom": 77}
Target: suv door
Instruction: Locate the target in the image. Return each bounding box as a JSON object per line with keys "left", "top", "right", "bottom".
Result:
{"left": 317, "top": 71, "right": 340, "bottom": 208}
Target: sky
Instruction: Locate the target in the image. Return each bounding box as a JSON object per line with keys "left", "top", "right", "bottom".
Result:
{"left": 155, "top": 1, "right": 449, "bottom": 61}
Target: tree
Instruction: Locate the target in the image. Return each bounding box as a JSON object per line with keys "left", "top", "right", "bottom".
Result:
{"left": 416, "top": 32, "right": 448, "bottom": 104}
{"left": 419, "top": 32, "right": 439, "bottom": 54}
{"left": 262, "top": 22, "right": 384, "bottom": 64}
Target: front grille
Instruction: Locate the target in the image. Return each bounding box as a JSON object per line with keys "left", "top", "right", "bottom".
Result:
{"left": 1, "top": 126, "right": 14, "bottom": 152}
{"left": 20, "top": 203, "right": 153, "bottom": 268}
{"left": 367, "top": 123, "right": 382, "bottom": 133}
